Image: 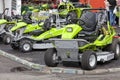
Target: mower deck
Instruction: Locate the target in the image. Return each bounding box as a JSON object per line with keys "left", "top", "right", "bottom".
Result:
{"left": 33, "top": 43, "right": 54, "bottom": 49}
{"left": 51, "top": 39, "right": 114, "bottom": 62}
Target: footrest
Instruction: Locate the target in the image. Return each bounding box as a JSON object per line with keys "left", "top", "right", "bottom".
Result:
{"left": 97, "top": 52, "right": 114, "bottom": 62}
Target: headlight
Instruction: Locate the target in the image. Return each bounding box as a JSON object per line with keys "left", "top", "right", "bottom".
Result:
{"left": 66, "top": 27, "right": 73, "bottom": 32}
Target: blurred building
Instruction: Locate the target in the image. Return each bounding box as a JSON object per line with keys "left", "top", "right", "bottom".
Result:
{"left": 0, "top": 0, "right": 21, "bottom": 16}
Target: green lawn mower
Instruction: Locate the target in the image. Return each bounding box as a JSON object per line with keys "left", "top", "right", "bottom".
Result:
{"left": 10, "top": 12, "right": 68, "bottom": 52}
{"left": 57, "top": 0, "right": 90, "bottom": 24}
{"left": 44, "top": 8, "right": 120, "bottom": 70}
{"left": 4, "top": 10, "right": 50, "bottom": 44}
{"left": 8, "top": 12, "right": 44, "bottom": 43}
{"left": 0, "top": 8, "right": 21, "bottom": 44}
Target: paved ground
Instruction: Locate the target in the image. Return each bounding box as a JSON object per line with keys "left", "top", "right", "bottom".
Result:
{"left": 1, "top": 27, "right": 120, "bottom": 69}
{"left": 0, "top": 28, "right": 120, "bottom": 80}
{"left": 1, "top": 54, "right": 120, "bottom": 80}
{"left": 1, "top": 42, "right": 120, "bottom": 70}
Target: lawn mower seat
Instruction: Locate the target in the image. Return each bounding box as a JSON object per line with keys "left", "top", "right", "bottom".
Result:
{"left": 79, "top": 11, "right": 97, "bottom": 32}
{"left": 22, "top": 12, "right": 33, "bottom": 24}
{"left": 4, "top": 15, "right": 12, "bottom": 21}
{"left": 42, "top": 19, "right": 51, "bottom": 31}
{"left": 29, "top": 30, "right": 44, "bottom": 36}
{"left": 12, "top": 15, "right": 21, "bottom": 20}
{"left": 78, "top": 11, "right": 98, "bottom": 41}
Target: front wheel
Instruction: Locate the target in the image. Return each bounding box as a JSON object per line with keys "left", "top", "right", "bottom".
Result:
{"left": 44, "top": 48, "right": 58, "bottom": 67}
{"left": 81, "top": 50, "right": 97, "bottom": 70}
{"left": 19, "top": 39, "right": 32, "bottom": 52}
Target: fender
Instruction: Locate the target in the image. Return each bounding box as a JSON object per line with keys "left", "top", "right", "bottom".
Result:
{"left": 10, "top": 22, "right": 27, "bottom": 31}
{"left": 61, "top": 24, "right": 82, "bottom": 39}
{"left": 31, "top": 27, "right": 64, "bottom": 40}
{"left": 23, "top": 23, "right": 43, "bottom": 33}
{"left": 0, "top": 19, "right": 7, "bottom": 25}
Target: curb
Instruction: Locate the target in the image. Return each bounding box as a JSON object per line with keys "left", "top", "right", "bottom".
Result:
{"left": 0, "top": 50, "right": 120, "bottom": 75}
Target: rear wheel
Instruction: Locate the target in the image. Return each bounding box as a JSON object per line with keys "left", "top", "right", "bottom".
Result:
{"left": 81, "top": 50, "right": 97, "bottom": 70}
{"left": 44, "top": 48, "right": 58, "bottom": 67}
{"left": 3, "top": 34, "right": 12, "bottom": 45}
{"left": 106, "top": 39, "right": 120, "bottom": 60}
{"left": 19, "top": 39, "right": 32, "bottom": 52}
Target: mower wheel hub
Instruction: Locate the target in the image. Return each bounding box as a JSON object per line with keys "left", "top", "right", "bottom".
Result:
{"left": 116, "top": 44, "right": 120, "bottom": 56}
{"left": 89, "top": 54, "right": 96, "bottom": 67}
{"left": 23, "top": 43, "right": 31, "bottom": 51}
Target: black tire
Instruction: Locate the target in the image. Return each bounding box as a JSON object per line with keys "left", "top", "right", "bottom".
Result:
{"left": 10, "top": 43, "right": 19, "bottom": 50}
{"left": 81, "top": 50, "right": 97, "bottom": 70}
{"left": 44, "top": 48, "right": 58, "bottom": 67}
{"left": 66, "top": 11, "right": 77, "bottom": 24}
{"left": 19, "top": 39, "right": 32, "bottom": 52}
{"left": 105, "top": 39, "right": 120, "bottom": 60}
{"left": 3, "top": 34, "right": 12, "bottom": 45}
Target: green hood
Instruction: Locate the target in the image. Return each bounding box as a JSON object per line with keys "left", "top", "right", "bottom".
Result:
{"left": 0, "top": 19, "right": 7, "bottom": 25}
{"left": 10, "top": 22, "right": 27, "bottom": 31}
{"left": 31, "top": 27, "right": 64, "bottom": 40}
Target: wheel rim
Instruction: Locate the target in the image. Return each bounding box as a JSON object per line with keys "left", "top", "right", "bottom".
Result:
{"left": 116, "top": 44, "right": 120, "bottom": 56}
{"left": 23, "top": 43, "right": 30, "bottom": 51}
{"left": 89, "top": 54, "right": 96, "bottom": 67}
{"left": 52, "top": 53, "right": 57, "bottom": 61}
{"left": 6, "top": 36, "right": 11, "bottom": 43}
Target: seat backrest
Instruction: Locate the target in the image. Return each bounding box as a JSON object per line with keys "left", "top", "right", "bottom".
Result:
{"left": 79, "top": 11, "right": 97, "bottom": 31}
{"left": 4, "top": 15, "right": 12, "bottom": 21}
{"left": 23, "top": 12, "right": 33, "bottom": 24}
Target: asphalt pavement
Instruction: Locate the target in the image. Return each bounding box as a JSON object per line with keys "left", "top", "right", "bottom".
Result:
{"left": 0, "top": 41, "right": 120, "bottom": 70}
{"left": 1, "top": 54, "right": 120, "bottom": 80}
{"left": 1, "top": 28, "right": 120, "bottom": 79}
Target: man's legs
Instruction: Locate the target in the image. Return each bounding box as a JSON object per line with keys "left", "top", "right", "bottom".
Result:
{"left": 109, "top": 10, "right": 116, "bottom": 26}
{"left": 119, "top": 7, "right": 120, "bottom": 27}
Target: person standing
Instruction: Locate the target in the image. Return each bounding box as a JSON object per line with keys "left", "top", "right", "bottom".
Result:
{"left": 107, "top": 0, "right": 117, "bottom": 26}
{"left": 116, "top": 0, "right": 120, "bottom": 27}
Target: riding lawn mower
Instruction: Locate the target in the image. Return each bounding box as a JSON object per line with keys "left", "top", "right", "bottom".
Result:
{"left": 0, "top": 8, "right": 22, "bottom": 44}
{"left": 10, "top": 11, "right": 67, "bottom": 52}
{"left": 44, "top": 8, "right": 120, "bottom": 70}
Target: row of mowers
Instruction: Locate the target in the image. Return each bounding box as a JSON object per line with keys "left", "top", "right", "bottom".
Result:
{"left": 0, "top": 0, "right": 120, "bottom": 70}
{"left": 0, "top": 0, "right": 88, "bottom": 52}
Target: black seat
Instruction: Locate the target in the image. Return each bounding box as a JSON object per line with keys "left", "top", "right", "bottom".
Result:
{"left": 79, "top": 11, "right": 97, "bottom": 32}
{"left": 42, "top": 19, "right": 51, "bottom": 31}
{"left": 4, "top": 15, "right": 12, "bottom": 21}
{"left": 78, "top": 11, "right": 98, "bottom": 41}
{"left": 29, "top": 30, "right": 44, "bottom": 36}
{"left": 22, "top": 12, "right": 33, "bottom": 24}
